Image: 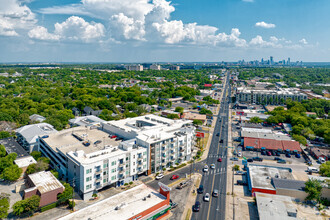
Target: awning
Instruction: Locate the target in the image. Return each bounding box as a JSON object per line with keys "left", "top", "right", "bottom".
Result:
{"left": 246, "top": 146, "right": 254, "bottom": 149}
{"left": 261, "top": 147, "right": 266, "bottom": 150}
{"left": 294, "top": 150, "right": 298, "bottom": 153}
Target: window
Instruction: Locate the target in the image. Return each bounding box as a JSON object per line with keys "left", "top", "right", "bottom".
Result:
{"left": 103, "top": 171, "right": 107, "bottom": 175}
{"left": 103, "top": 163, "right": 108, "bottom": 168}
{"left": 133, "top": 162, "right": 135, "bottom": 165}
{"left": 126, "top": 164, "right": 129, "bottom": 168}
{"left": 86, "top": 176, "right": 92, "bottom": 182}
{"left": 133, "top": 169, "right": 135, "bottom": 172}
{"left": 111, "top": 176, "right": 116, "bottom": 181}
{"left": 144, "top": 158, "right": 147, "bottom": 162}
{"left": 133, "top": 155, "right": 135, "bottom": 159}
{"left": 126, "top": 171, "right": 129, "bottom": 175}
{"left": 126, "top": 157, "right": 129, "bottom": 161}
{"left": 103, "top": 179, "right": 106, "bottom": 183}
{"left": 86, "top": 168, "right": 92, "bottom": 174}
{"left": 111, "top": 168, "right": 116, "bottom": 173}
{"left": 111, "top": 161, "right": 116, "bottom": 166}
{"left": 143, "top": 152, "right": 147, "bottom": 155}
{"left": 86, "top": 184, "right": 92, "bottom": 190}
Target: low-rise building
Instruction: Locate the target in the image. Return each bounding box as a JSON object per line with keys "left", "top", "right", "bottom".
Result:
{"left": 181, "top": 112, "right": 206, "bottom": 123}
{"left": 29, "top": 114, "right": 46, "bottom": 123}
{"left": 69, "top": 115, "right": 106, "bottom": 127}
{"left": 59, "top": 183, "right": 171, "bottom": 220}
{"left": 244, "top": 137, "right": 301, "bottom": 153}
{"left": 16, "top": 123, "right": 57, "bottom": 152}
{"left": 310, "top": 147, "right": 330, "bottom": 161}
{"left": 38, "top": 126, "right": 148, "bottom": 200}
{"left": 24, "top": 171, "right": 65, "bottom": 207}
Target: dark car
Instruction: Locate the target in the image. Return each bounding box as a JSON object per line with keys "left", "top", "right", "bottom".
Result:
{"left": 295, "top": 154, "right": 301, "bottom": 158}
{"left": 237, "top": 180, "right": 247, "bottom": 186}
{"left": 278, "top": 159, "right": 287, "bottom": 164}
{"left": 216, "top": 133, "right": 220, "bottom": 136}
{"left": 170, "top": 202, "right": 178, "bottom": 209}
{"left": 220, "top": 139, "right": 223, "bottom": 143}
{"left": 261, "top": 151, "right": 266, "bottom": 155}
{"left": 252, "top": 157, "right": 263, "bottom": 162}
{"left": 197, "top": 185, "right": 204, "bottom": 194}
{"left": 193, "top": 201, "right": 201, "bottom": 212}
{"left": 276, "top": 151, "right": 281, "bottom": 156}
{"left": 271, "top": 151, "right": 276, "bottom": 156}
{"left": 217, "top": 158, "right": 222, "bottom": 162}
{"left": 247, "top": 158, "right": 253, "bottom": 162}
{"left": 286, "top": 153, "right": 291, "bottom": 158}
{"left": 274, "top": 157, "right": 281, "bottom": 161}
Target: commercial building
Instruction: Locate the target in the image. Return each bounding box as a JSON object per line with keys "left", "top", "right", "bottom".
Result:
{"left": 244, "top": 137, "right": 301, "bottom": 153}
{"left": 38, "top": 126, "right": 148, "bottom": 200}
{"left": 150, "top": 64, "right": 161, "bottom": 70}
{"left": 241, "top": 130, "right": 292, "bottom": 141}
{"left": 236, "top": 87, "right": 307, "bottom": 104}
{"left": 199, "top": 89, "right": 215, "bottom": 97}
{"left": 59, "top": 183, "right": 171, "bottom": 220}
{"left": 24, "top": 171, "right": 65, "bottom": 207}
{"left": 125, "top": 65, "right": 144, "bottom": 71}
{"left": 310, "top": 147, "right": 330, "bottom": 161}
{"left": 181, "top": 112, "right": 207, "bottom": 123}
{"left": 102, "top": 114, "right": 195, "bottom": 174}
{"left": 255, "top": 193, "right": 298, "bottom": 219}
{"left": 69, "top": 115, "right": 106, "bottom": 127}
{"left": 16, "top": 123, "right": 57, "bottom": 152}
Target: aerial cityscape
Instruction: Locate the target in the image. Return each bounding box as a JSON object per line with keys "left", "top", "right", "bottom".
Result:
{"left": 0, "top": 0, "right": 330, "bottom": 220}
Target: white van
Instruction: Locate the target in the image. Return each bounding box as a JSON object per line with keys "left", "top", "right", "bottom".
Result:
{"left": 318, "top": 157, "right": 326, "bottom": 164}
{"left": 307, "top": 167, "right": 319, "bottom": 173}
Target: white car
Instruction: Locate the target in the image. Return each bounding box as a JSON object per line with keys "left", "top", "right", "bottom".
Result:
{"left": 156, "top": 174, "right": 164, "bottom": 180}
{"left": 210, "top": 164, "right": 215, "bottom": 169}
{"left": 204, "top": 193, "right": 210, "bottom": 202}
{"left": 203, "top": 165, "right": 209, "bottom": 172}
{"left": 238, "top": 152, "right": 242, "bottom": 157}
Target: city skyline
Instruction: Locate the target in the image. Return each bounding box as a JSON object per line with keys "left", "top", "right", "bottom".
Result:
{"left": 1, "top": 0, "right": 330, "bottom": 62}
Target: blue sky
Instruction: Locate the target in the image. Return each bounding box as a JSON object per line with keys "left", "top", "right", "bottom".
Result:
{"left": 0, "top": 0, "right": 329, "bottom": 62}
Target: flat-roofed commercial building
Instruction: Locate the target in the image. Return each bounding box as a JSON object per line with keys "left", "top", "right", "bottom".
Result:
{"left": 102, "top": 114, "right": 195, "bottom": 174}
{"left": 236, "top": 87, "right": 307, "bottom": 104}
{"left": 59, "top": 183, "right": 171, "bottom": 220}
{"left": 38, "top": 126, "right": 148, "bottom": 200}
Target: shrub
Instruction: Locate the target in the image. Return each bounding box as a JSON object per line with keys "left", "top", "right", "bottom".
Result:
{"left": 129, "top": 181, "right": 133, "bottom": 185}
{"left": 124, "top": 183, "right": 129, "bottom": 186}
{"left": 68, "top": 200, "right": 75, "bottom": 209}
{"left": 162, "top": 168, "right": 166, "bottom": 171}
{"left": 41, "top": 203, "right": 57, "bottom": 212}
{"left": 92, "top": 193, "right": 98, "bottom": 198}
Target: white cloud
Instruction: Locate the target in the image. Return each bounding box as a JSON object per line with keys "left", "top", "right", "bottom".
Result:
{"left": 110, "top": 13, "right": 145, "bottom": 41}
{"left": 299, "top": 38, "right": 308, "bottom": 45}
{"left": 255, "top": 21, "right": 276, "bottom": 29}
{"left": 0, "top": 0, "right": 37, "bottom": 36}
{"left": 29, "top": 16, "right": 105, "bottom": 42}
{"left": 249, "top": 35, "right": 282, "bottom": 48}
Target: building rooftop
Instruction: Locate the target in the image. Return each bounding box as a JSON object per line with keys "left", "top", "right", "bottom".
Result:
{"left": 248, "top": 164, "right": 294, "bottom": 190}
{"left": 27, "top": 171, "right": 64, "bottom": 194}
{"left": 244, "top": 138, "right": 301, "bottom": 152}
{"left": 41, "top": 126, "right": 121, "bottom": 156}
{"left": 14, "top": 156, "right": 37, "bottom": 168}
{"left": 29, "top": 114, "right": 46, "bottom": 122}
{"left": 0, "top": 137, "right": 29, "bottom": 158}
{"left": 15, "top": 123, "right": 57, "bottom": 144}
{"left": 237, "top": 87, "right": 307, "bottom": 96}
{"left": 272, "top": 178, "right": 305, "bottom": 191}
{"left": 59, "top": 184, "right": 169, "bottom": 220}
{"left": 241, "top": 130, "right": 292, "bottom": 141}
{"left": 256, "top": 193, "right": 298, "bottom": 220}
{"left": 69, "top": 115, "right": 106, "bottom": 127}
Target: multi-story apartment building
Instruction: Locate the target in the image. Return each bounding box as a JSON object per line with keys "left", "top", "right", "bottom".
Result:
{"left": 125, "top": 64, "right": 144, "bottom": 71}
{"left": 150, "top": 64, "right": 161, "bottom": 70}
{"left": 236, "top": 87, "right": 307, "bottom": 104}
{"left": 101, "top": 114, "right": 195, "bottom": 174}
{"left": 38, "top": 126, "right": 148, "bottom": 200}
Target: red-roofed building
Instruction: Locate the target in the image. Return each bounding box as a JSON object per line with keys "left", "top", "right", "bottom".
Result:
{"left": 259, "top": 139, "right": 283, "bottom": 151}
{"left": 204, "top": 84, "right": 212, "bottom": 87}
{"left": 243, "top": 137, "right": 301, "bottom": 153}
{"left": 282, "top": 140, "right": 301, "bottom": 153}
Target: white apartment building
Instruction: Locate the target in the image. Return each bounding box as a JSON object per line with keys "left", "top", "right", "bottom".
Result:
{"left": 150, "top": 64, "right": 161, "bottom": 70}
{"left": 236, "top": 87, "right": 307, "bottom": 104}
{"left": 125, "top": 64, "right": 144, "bottom": 71}
{"left": 101, "top": 114, "right": 195, "bottom": 174}
{"left": 38, "top": 126, "right": 148, "bottom": 200}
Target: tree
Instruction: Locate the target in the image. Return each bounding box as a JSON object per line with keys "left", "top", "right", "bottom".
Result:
{"left": 305, "top": 179, "right": 322, "bottom": 202}
{"left": 167, "top": 114, "right": 179, "bottom": 119}
{"left": 193, "top": 119, "right": 203, "bottom": 126}
{"left": 13, "top": 195, "right": 40, "bottom": 216}
{"left": 30, "top": 151, "right": 42, "bottom": 161}
{"left": 1, "top": 165, "right": 22, "bottom": 181}
{"left": 26, "top": 159, "right": 49, "bottom": 175}
{"left": 319, "top": 161, "right": 330, "bottom": 177}
{"left": 0, "top": 196, "right": 9, "bottom": 219}
{"left": 233, "top": 165, "right": 240, "bottom": 171}
{"left": 174, "top": 106, "right": 184, "bottom": 114}
{"left": 57, "top": 183, "right": 73, "bottom": 203}
{"left": 50, "top": 170, "right": 59, "bottom": 179}
{"left": 0, "top": 145, "right": 6, "bottom": 157}
{"left": 292, "top": 124, "right": 305, "bottom": 135}
{"left": 0, "top": 131, "right": 11, "bottom": 139}
{"left": 249, "top": 117, "right": 263, "bottom": 124}
{"left": 292, "top": 134, "right": 307, "bottom": 146}
{"left": 199, "top": 108, "right": 213, "bottom": 115}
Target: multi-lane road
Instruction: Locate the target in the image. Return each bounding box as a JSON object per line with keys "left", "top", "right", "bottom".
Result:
{"left": 191, "top": 72, "right": 231, "bottom": 220}
{"left": 147, "top": 73, "right": 232, "bottom": 220}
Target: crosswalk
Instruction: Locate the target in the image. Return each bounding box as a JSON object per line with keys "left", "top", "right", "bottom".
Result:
{"left": 202, "top": 167, "right": 227, "bottom": 175}
{"left": 208, "top": 154, "right": 227, "bottom": 158}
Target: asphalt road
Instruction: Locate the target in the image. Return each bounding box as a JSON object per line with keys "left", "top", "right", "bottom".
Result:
{"left": 191, "top": 72, "right": 231, "bottom": 220}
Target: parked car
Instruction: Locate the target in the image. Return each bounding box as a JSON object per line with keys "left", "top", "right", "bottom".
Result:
{"left": 266, "top": 151, "right": 272, "bottom": 156}
{"left": 237, "top": 152, "right": 242, "bottom": 157}
{"left": 307, "top": 167, "right": 319, "bottom": 173}
{"left": 177, "top": 181, "right": 189, "bottom": 189}
{"left": 252, "top": 157, "right": 263, "bottom": 162}
{"left": 216, "top": 133, "right": 220, "bottom": 136}
{"left": 230, "top": 157, "right": 238, "bottom": 161}
{"left": 197, "top": 185, "right": 204, "bottom": 194}
{"left": 193, "top": 201, "right": 201, "bottom": 212}
{"left": 212, "top": 189, "right": 219, "bottom": 197}
{"left": 285, "top": 153, "right": 291, "bottom": 158}
{"left": 233, "top": 150, "right": 237, "bottom": 155}
{"left": 278, "top": 159, "right": 287, "bottom": 164}
{"left": 274, "top": 157, "right": 281, "bottom": 161}
{"left": 271, "top": 151, "right": 276, "bottom": 156}
{"left": 220, "top": 139, "right": 223, "bottom": 143}
{"left": 295, "top": 154, "right": 301, "bottom": 158}
{"left": 218, "top": 158, "right": 222, "bottom": 162}
{"left": 156, "top": 174, "right": 164, "bottom": 180}
{"left": 318, "top": 157, "right": 326, "bottom": 164}
{"left": 261, "top": 151, "right": 266, "bottom": 155}
{"left": 204, "top": 193, "right": 210, "bottom": 202}
{"left": 276, "top": 151, "right": 281, "bottom": 156}
{"left": 247, "top": 158, "right": 253, "bottom": 162}
{"left": 237, "top": 180, "right": 247, "bottom": 186}
{"left": 171, "top": 202, "right": 178, "bottom": 209}
{"left": 170, "top": 175, "right": 179, "bottom": 180}
{"left": 210, "top": 164, "right": 215, "bottom": 169}
{"left": 203, "top": 165, "right": 209, "bottom": 172}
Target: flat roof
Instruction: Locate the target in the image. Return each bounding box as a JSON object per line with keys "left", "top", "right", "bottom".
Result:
{"left": 248, "top": 164, "right": 294, "bottom": 190}
{"left": 256, "top": 193, "right": 297, "bottom": 220}
{"left": 15, "top": 123, "right": 57, "bottom": 144}
{"left": 0, "top": 137, "right": 29, "bottom": 158}
{"left": 14, "top": 156, "right": 37, "bottom": 168}
{"left": 69, "top": 115, "right": 106, "bottom": 126}
{"left": 272, "top": 178, "right": 305, "bottom": 191}
{"left": 241, "top": 131, "right": 292, "bottom": 141}
{"left": 28, "top": 171, "right": 64, "bottom": 194}
{"left": 59, "top": 184, "right": 169, "bottom": 220}
{"left": 42, "top": 126, "right": 120, "bottom": 155}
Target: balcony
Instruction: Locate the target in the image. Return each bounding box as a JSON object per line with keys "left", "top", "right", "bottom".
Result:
{"left": 95, "top": 169, "right": 102, "bottom": 174}
{"left": 179, "top": 147, "right": 185, "bottom": 152}
{"left": 118, "top": 175, "right": 125, "bottom": 180}
{"left": 170, "top": 151, "right": 175, "bottom": 155}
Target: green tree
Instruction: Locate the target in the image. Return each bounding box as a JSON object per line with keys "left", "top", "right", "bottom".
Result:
{"left": 249, "top": 117, "right": 263, "bottom": 124}
{"left": 319, "top": 161, "right": 330, "bottom": 177}
{"left": 0, "top": 196, "right": 9, "bottom": 219}
{"left": 167, "top": 114, "right": 179, "bottom": 119}
{"left": 233, "top": 165, "right": 240, "bottom": 171}
{"left": 50, "top": 170, "right": 59, "bottom": 179}
{"left": 193, "top": 119, "right": 203, "bottom": 126}
{"left": 30, "top": 151, "right": 42, "bottom": 161}
{"left": 292, "top": 134, "right": 307, "bottom": 146}
{"left": 1, "top": 165, "right": 22, "bottom": 181}
{"left": 174, "top": 106, "right": 184, "bottom": 114}
{"left": 0, "top": 145, "right": 6, "bottom": 157}
{"left": 57, "top": 183, "right": 73, "bottom": 203}
{"left": 292, "top": 124, "right": 305, "bottom": 135}
{"left": 13, "top": 195, "right": 40, "bottom": 216}
{"left": 305, "top": 179, "right": 322, "bottom": 202}
{"left": 0, "top": 131, "right": 11, "bottom": 139}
